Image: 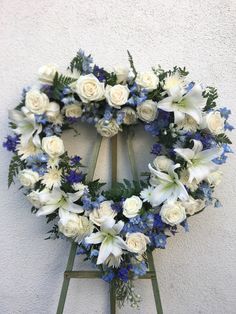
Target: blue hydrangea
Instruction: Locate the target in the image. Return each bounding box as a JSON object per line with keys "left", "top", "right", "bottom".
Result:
{"left": 152, "top": 233, "right": 167, "bottom": 249}
{"left": 118, "top": 268, "right": 129, "bottom": 283}
{"left": 153, "top": 214, "right": 165, "bottom": 229}
{"left": 127, "top": 83, "right": 148, "bottom": 106}
{"left": 102, "top": 271, "right": 115, "bottom": 283}
{"left": 151, "top": 143, "right": 162, "bottom": 155}
{"left": 26, "top": 153, "right": 48, "bottom": 175}
{"left": 70, "top": 155, "right": 82, "bottom": 166}
{"left": 3, "top": 135, "right": 19, "bottom": 152}
{"left": 35, "top": 114, "right": 48, "bottom": 125}
{"left": 131, "top": 261, "right": 148, "bottom": 276}
{"left": 220, "top": 107, "right": 231, "bottom": 119}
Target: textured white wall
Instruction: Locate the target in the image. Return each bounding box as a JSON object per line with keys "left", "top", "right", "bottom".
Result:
{"left": 0, "top": 1, "right": 236, "bottom": 313}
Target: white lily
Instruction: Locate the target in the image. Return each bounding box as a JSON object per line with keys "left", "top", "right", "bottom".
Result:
{"left": 9, "top": 107, "right": 42, "bottom": 147}
{"left": 85, "top": 217, "right": 128, "bottom": 266}
{"left": 36, "top": 188, "right": 84, "bottom": 216}
{"left": 148, "top": 163, "right": 189, "bottom": 207}
{"left": 157, "top": 84, "right": 205, "bottom": 124}
{"left": 174, "top": 140, "right": 221, "bottom": 183}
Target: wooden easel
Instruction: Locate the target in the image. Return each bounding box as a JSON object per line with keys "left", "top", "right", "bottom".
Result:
{"left": 56, "top": 131, "right": 163, "bottom": 314}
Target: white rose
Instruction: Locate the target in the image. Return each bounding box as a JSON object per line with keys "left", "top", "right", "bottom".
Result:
{"left": 75, "top": 74, "right": 105, "bottom": 103}
{"left": 123, "top": 196, "right": 142, "bottom": 218}
{"left": 105, "top": 84, "right": 129, "bottom": 109}
{"left": 120, "top": 107, "right": 138, "bottom": 125}
{"left": 25, "top": 90, "right": 49, "bottom": 115}
{"left": 126, "top": 232, "right": 150, "bottom": 254}
{"left": 89, "top": 201, "right": 117, "bottom": 226}
{"left": 19, "top": 169, "right": 40, "bottom": 188}
{"left": 136, "top": 100, "right": 158, "bottom": 122}
{"left": 96, "top": 118, "right": 120, "bottom": 137}
{"left": 181, "top": 197, "right": 205, "bottom": 216}
{"left": 38, "top": 64, "right": 58, "bottom": 84}
{"left": 113, "top": 66, "right": 129, "bottom": 84}
{"left": 153, "top": 156, "right": 174, "bottom": 172}
{"left": 46, "top": 102, "right": 61, "bottom": 122}
{"left": 42, "top": 135, "right": 65, "bottom": 158}
{"left": 64, "top": 103, "right": 82, "bottom": 118}
{"left": 59, "top": 210, "right": 94, "bottom": 242}
{"left": 207, "top": 170, "right": 223, "bottom": 186}
{"left": 27, "top": 190, "right": 42, "bottom": 208}
{"left": 136, "top": 71, "right": 159, "bottom": 91}
{"left": 160, "top": 201, "right": 186, "bottom": 226}
{"left": 206, "top": 111, "right": 225, "bottom": 135}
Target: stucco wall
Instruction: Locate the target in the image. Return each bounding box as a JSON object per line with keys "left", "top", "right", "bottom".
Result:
{"left": 0, "top": 1, "right": 236, "bottom": 313}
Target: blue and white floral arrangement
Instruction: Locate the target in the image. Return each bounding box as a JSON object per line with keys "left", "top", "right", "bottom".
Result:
{"left": 3, "top": 50, "right": 233, "bottom": 308}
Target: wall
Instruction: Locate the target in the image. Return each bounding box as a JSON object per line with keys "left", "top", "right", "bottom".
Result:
{"left": 0, "top": 1, "right": 236, "bottom": 313}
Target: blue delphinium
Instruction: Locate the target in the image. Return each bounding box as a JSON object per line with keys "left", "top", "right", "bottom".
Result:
{"left": 118, "top": 268, "right": 129, "bottom": 283}
{"left": 26, "top": 153, "right": 48, "bottom": 175}
{"left": 44, "top": 124, "right": 62, "bottom": 136}
{"left": 93, "top": 65, "right": 106, "bottom": 82}
{"left": 102, "top": 271, "right": 115, "bottom": 283}
{"left": 81, "top": 195, "right": 93, "bottom": 211}
{"left": 35, "top": 114, "right": 48, "bottom": 125}
{"left": 70, "top": 155, "right": 82, "bottom": 166}
{"left": 151, "top": 143, "right": 162, "bottom": 155}
{"left": 198, "top": 182, "right": 213, "bottom": 205}
{"left": 127, "top": 83, "right": 148, "bottom": 106}
{"left": 153, "top": 214, "right": 165, "bottom": 229}
{"left": 153, "top": 233, "right": 167, "bottom": 248}
{"left": 66, "top": 170, "right": 84, "bottom": 184}
{"left": 78, "top": 49, "right": 93, "bottom": 74}
{"left": 3, "top": 135, "right": 19, "bottom": 152}
{"left": 131, "top": 261, "right": 148, "bottom": 276}
{"left": 220, "top": 107, "right": 231, "bottom": 119}
{"left": 111, "top": 201, "right": 123, "bottom": 213}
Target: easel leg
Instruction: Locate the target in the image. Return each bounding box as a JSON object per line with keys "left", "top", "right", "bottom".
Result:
{"left": 56, "top": 242, "right": 78, "bottom": 314}
{"left": 110, "top": 281, "right": 116, "bottom": 314}
{"left": 147, "top": 251, "right": 163, "bottom": 314}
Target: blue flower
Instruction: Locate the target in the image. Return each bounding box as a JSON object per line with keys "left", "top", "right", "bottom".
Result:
{"left": 3, "top": 135, "right": 19, "bottom": 152}
{"left": 35, "top": 114, "right": 48, "bottom": 125}
{"left": 66, "top": 170, "right": 84, "bottom": 184}
{"left": 153, "top": 214, "right": 165, "bottom": 229}
{"left": 77, "top": 49, "right": 93, "bottom": 74}
{"left": 70, "top": 155, "right": 82, "bottom": 166}
{"left": 26, "top": 153, "right": 48, "bottom": 175}
{"left": 151, "top": 143, "right": 162, "bottom": 155}
{"left": 224, "top": 122, "right": 234, "bottom": 131}
{"left": 93, "top": 65, "right": 106, "bottom": 81}
{"left": 131, "top": 261, "right": 148, "bottom": 276}
{"left": 102, "top": 271, "right": 115, "bottom": 283}
{"left": 81, "top": 195, "right": 93, "bottom": 211}
{"left": 220, "top": 107, "right": 231, "bottom": 119}
{"left": 104, "top": 109, "right": 113, "bottom": 121}
{"left": 153, "top": 233, "right": 167, "bottom": 249}
{"left": 127, "top": 83, "right": 148, "bottom": 106}
{"left": 118, "top": 268, "right": 129, "bottom": 283}
{"left": 214, "top": 199, "right": 222, "bottom": 208}
{"left": 90, "top": 249, "right": 99, "bottom": 257}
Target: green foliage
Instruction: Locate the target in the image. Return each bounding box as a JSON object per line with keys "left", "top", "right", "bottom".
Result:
{"left": 103, "top": 179, "right": 146, "bottom": 202}
{"left": 115, "top": 279, "right": 141, "bottom": 308}
{"left": 203, "top": 86, "right": 218, "bottom": 111}
{"left": 51, "top": 72, "right": 77, "bottom": 100}
{"left": 87, "top": 179, "right": 106, "bottom": 198}
{"left": 215, "top": 133, "right": 232, "bottom": 144}
{"left": 8, "top": 155, "right": 25, "bottom": 187}
{"left": 69, "top": 51, "right": 91, "bottom": 73}
{"left": 45, "top": 224, "right": 59, "bottom": 240}
{"left": 104, "top": 71, "right": 117, "bottom": 86}
{"left": 127, "top": 50, "right": 137, "bottom": 80}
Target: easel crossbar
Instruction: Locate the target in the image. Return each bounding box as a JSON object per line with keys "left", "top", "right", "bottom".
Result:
{"left": 64, "top": 270, "right": 156, "bottom": 279}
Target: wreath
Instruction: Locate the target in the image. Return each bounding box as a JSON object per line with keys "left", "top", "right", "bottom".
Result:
{"left": 3, "top": 49, "right": 233, "bottom": 308}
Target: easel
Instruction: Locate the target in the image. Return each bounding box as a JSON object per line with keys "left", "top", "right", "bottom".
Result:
{"left": 56, "top": 131, "right": 163, "bottom": 314}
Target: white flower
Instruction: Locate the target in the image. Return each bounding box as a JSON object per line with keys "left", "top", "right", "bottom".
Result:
{"left": 179, "top": 168, "right": 199, "bottom": 192}
{"left": 85, "top": 217, "right": 128, "bottom": 265}
{"left": 136, "top": 71, "right": 159, "bottom": 91}
{"left": 123, "top": 196, "right": 142, "bottom": 218}
{"left": 148, "top": 163, "right": 189, "bottom": 206}
{"left": 18, "top": 169, "right": 40, "bottom": 188}
{"left": 163, "top": 72, "right": 186, "bottom": 96}
{"left": 120, "top": 107, "right": 138, "bottom": 125}
{"left": 46, "top": 102, "right": 61, "bottom": 122}
{"left": 25, "top": 89, "right": 50, "bottom": 115}
{"left": 16, "top": 140, "right": 41, "bottom": 160}
{"left": 176, "top": 114, "right": 198, "bottom": 132}
{"left": 181, "top": 197, "right": 205, "bottom": 216}
{"left": 157, "top": 84, "right": 205, "bottom": 124}
{"left": 126, "top": 232, "right": 150, "bottom": 254}
{"left": 64, "top": 103, "right": 82, "bottom": 118}
{"left": 72, "top": 182, "right": 89, "bottom": 192}
{"left": 42, "top": 135, "right": 64, "bottom": 158}
{"left": 207, "top": 170, "right": 223, "bottom": 186}
{"left": 38, "top": 64, "right": 58, "bottom": 84}
{"left": 174, "top": 140, "right": 221, "bottom": 183}
{"left": 96, "top": 118, "right": 121, "bottom": 137}
{"left": 105, "top": 84, "right": 129, "bottom": 109}
{"left": 58, "top": 208, "right": 94, "bottom": 243}
{"left": 89, "top": 201, "right": 117, "bottom": 226}
{"left": 113, "top": 66, "right": 129, "bottom": 83}
{"left": 41, "top": 167, "right": 62, "bottom": 189}
{"left": 75, "top": 74, "right": 105, "bottom": 103}
{"left": 136, "top": 100, "right": 158, "bottom": 122}
{"left": 27, "top": 190, "right": 43, "bottom": 208}
{"left": 36, "top": 189, "right": 84, "bottom": 216}
{"left": 153, "top": 156, "right": 174, "bottom": 172}
{"left": 160, "top": 201, "right": 186, "bottom": 226}
{"left": 9, "top": 107, "right": 42, "bottom": 147}
{"left": 140, "top": 186, "right": 155, "bottom": 203}
{"left": 205, "top": 111, "right": 225, "bottom": 135}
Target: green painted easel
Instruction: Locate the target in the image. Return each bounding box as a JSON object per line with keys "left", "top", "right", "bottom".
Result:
{"left": 56, "top": 131, "right": 163, "bottom": 314}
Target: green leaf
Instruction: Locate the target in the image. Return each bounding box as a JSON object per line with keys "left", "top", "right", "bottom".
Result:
{"left": 215, "top": 133, "right": 232, "bottom": 144}
{"left": 127, "top": 50, "right": 137, "bottom": 80}
{"left": 51, "top": 72, "right": 77, "bottom": 100}
{"left": 8, "top": 155, "right": 25, "bottom": 188}
{"left": 203, "top": 86, "right": 218, "bottom": 112}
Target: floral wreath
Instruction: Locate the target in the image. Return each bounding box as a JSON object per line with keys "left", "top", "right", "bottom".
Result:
{"left": 3, "top": 50, "right": 233, "bottom": 308}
